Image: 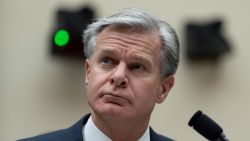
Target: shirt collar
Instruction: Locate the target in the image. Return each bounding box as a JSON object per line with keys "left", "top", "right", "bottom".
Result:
{"left": 82, "top": 116, "right": 150, "bottom": 141}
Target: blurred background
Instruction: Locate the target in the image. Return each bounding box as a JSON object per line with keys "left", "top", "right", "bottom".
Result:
{"left": 1, "top": 0, "right": 250, "bottom": 140}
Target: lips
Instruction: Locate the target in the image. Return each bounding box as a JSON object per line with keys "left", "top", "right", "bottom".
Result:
{"left": 102, "top": 93, "right": 129, "bottom": 106}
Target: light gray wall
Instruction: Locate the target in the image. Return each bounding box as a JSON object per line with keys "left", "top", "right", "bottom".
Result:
{"left": 1, "top": 0, "right": 249, "bottom": 140}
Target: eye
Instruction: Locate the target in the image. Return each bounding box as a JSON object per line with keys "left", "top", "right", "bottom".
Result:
{"left": 100, "top": 57, "right": 115, "bottom": 65}
{"left": 129, "top": 63, "right": 146, "bottom": 71}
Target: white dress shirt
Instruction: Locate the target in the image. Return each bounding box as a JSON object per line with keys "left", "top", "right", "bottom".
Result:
{"left": 82, "top": 116, "right": 150, "bottom": 141}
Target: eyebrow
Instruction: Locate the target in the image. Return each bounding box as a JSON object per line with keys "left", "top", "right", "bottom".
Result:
{"left": 97, "top": 47, "right": 119, "bottom": 56}
{"left": 95, "top": 46, "right": 154, "bottom": 67}
{"left": 127, "top": 53, "right": 154, "bottom": 68}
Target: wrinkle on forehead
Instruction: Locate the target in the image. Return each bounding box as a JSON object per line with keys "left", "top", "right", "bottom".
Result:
{"left": 95, "top": 26, "right": 162, "bottom": 66}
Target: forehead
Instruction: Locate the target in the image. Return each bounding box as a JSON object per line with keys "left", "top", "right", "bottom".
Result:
{"left": 95, "top": 26, "right": 162, "bottom": 60}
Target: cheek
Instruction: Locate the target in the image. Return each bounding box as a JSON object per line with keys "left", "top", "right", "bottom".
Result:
{"left": 87, "top": 69, "right": 109, "bottom": 99}
{"left": 130, "top": 81, "right": 159, "bottom": 116}
{"left": 88, "top": 73, "right": 100, "bottom": 95}
{"left": 132, "top": 79, "right": 160, "bottom": 104}
{"left": 87, "top": 73, "right": 102, "bottom": 108}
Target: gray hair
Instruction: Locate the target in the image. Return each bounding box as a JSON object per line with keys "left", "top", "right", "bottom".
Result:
{"left": 83, "top": 8, "right": 179, "bottom": 78}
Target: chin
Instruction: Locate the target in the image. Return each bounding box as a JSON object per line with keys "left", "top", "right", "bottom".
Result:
{"left": 94, "top": 103, "right": 132, "bottom": 119}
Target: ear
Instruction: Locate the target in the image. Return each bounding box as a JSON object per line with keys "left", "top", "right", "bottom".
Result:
{"left": 156, "top": 75, "right": 175, "bottom": 104}
{"left": 85, "top": 59, "right": 91, "bottom": 85}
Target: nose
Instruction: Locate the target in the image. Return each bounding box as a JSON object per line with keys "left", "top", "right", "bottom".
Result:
{"left": 110, "top": 62, "right": 128, "bottom": 88}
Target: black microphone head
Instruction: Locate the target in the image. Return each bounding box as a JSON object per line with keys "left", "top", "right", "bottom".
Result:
{"left": 188, "top": 110, "right": 223, "bottom": 140}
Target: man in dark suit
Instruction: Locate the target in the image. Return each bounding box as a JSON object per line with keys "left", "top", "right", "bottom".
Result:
{"left": 18, "top": 8, "right": 179, "bottom": 141}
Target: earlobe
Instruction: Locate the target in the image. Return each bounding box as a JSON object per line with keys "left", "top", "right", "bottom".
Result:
{"left": 156, "top": 75, "right": 175, "bottom": 104}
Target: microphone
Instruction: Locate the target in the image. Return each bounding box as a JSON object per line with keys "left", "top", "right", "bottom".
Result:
{"left": 188, "top": 110, "right": 230, "bottom": 141}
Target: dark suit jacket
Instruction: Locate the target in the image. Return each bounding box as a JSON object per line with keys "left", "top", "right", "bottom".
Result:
{"left": 18, "top": 114, "right": 174, "bottom": 141}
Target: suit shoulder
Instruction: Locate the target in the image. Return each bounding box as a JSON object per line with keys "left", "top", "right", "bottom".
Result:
{"left": 17, "top": 129, "right": 70, "bottom": 141}
{"left": 150, "top": 127, "right": 175, "bottom": 141}
{"left": 17, "top": 114, "right": 90, "bottom": 141}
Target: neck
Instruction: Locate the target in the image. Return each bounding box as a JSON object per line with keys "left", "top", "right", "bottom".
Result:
{"left": 91, "top": 112, "right": 150, "bottom": 141}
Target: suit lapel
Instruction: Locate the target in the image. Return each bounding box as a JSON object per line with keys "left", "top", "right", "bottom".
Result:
{"left": 67, "top": 113, "right": 91, "bottom": 141}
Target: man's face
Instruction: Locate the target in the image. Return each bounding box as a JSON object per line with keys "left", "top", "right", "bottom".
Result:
{"left": 85, "top": 26, "right": 174, "bottom": 122}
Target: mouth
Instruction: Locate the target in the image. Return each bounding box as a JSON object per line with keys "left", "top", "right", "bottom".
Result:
{"left": 101, "top": 93, "right": 129, "bottom": 106}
